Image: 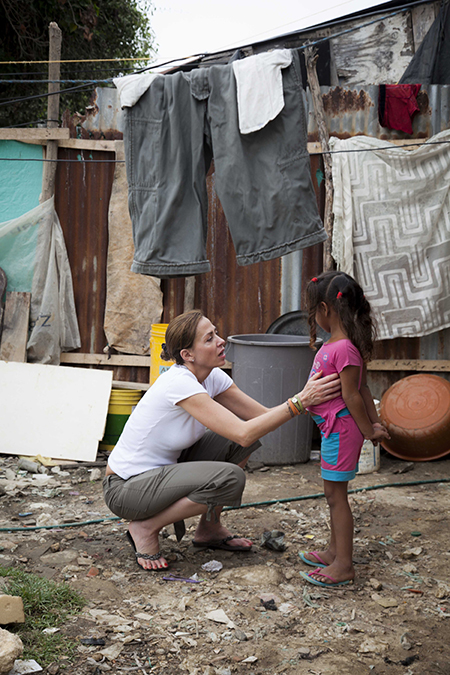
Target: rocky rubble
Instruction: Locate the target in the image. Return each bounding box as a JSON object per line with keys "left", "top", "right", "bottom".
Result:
{"left": 0, "top": 452, "right": 449, "bottom": 674}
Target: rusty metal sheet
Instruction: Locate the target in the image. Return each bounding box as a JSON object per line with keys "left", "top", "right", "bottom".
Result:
{"left": 162, "top": 166, "right": 281, "bottom": 341}
{"left": 57, "top": 77, "right": 450, "bottom": 387}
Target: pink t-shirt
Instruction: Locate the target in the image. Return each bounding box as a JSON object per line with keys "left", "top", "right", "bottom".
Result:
{"left": 307, "top": 338, "right": 363, "bottom": 437}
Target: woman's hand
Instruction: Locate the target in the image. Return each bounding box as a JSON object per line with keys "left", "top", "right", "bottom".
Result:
{"left": 296, "top": 371, "right": 341, "bottom": 408}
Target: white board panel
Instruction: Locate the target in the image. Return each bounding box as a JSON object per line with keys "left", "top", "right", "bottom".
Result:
{"left": 0, "top": 362, "right": 112, "bottom": 461}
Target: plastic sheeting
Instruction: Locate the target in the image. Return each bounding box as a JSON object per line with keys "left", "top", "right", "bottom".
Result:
{"left": 399, "top": 2, "right": 450, "bottom": 86}
{"left": 331, "top": 130, "right": 450, "bottom": 340}
{"left": 0, "top": 197, "right": 80, "bottom": 364}
{"left": 103, "top": 141, "right": 162, "bottom": 355}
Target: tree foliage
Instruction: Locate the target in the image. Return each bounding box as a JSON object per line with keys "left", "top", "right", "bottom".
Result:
{"left": 0, "top": 0, "right": 156, "bottom": 127}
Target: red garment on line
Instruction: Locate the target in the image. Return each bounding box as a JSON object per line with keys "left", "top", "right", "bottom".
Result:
{"left": 379, "top": 84, "right": 421, "bottom": 134}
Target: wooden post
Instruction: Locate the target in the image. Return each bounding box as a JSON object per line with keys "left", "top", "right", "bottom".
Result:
{"left": 40, "top": 22, "right": 62, "bottom": 203}
{"left": 183, "top": 276, "right": 196, "bottom": 312}
{"left": 305, "top": 45, "right": 334, "bottom": 272}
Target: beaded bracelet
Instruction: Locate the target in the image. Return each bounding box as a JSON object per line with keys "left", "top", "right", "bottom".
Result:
{"left": 287, "top": 399, "right": 300, "bottom": 417}
{"left": 290, "top": 395, "right": 306, "bottom": 415}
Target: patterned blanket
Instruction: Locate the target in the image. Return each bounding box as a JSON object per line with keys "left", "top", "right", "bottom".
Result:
{"left": 330, "top": 130, "right": 450, "bottom": 340}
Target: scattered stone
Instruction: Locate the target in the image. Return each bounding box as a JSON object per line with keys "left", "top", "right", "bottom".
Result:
{"left": 90, "top": 469, "right": 102, "bottom": 482}
{"left": 87, "top": 567, "right": 100, "bottom": 577}
{"left": 401, "top": 633, "right": 414, "bottom": 650}
{"left": 40, "top": 550, "right": 79, "bottom": 565}
{"left": 393, "top": 462, "right": 415, "bottom": 474}
{"left": 358, "top": 637, "right": 388, "bottom": 653}
{"left": 205, "top": 609, "right": 235, "bottom": 628}
{"left": 77, "top": 556, "right": 93, "bottom": 566}
{"left": 371, "top": 594, "right": 398, "bottom": 608}
{"left": 234, "top": 629, "right": 248, "bottom": 641}
{"left": 246, "top": 461, "right": 264, "bottom": 472}
{"left": 278, "top": 602, "right": 294, "bottom": 614}
{"left": 97, "top": 643, "right": 123, "bottom": 660}
{"left": 402, "top": 563, "right": 418, "bottom": 574}
{"left": 369, "top": 578, "right": 383, "bottom": 591}
{"left": 402, "top": 547, "right": 423, "bottom": 559}
{"left": 298, "top": 647, "right": 310, "bottom": 658}
{"left": 0, "top": 628, "right": 23, "bottom": 675}
{"left": 201, "top": 560, "right": 223, "bottom": 572}
{"left": 260, "top": 530, "right": 286, "bottom": 551}
{"left": 36, "top": 513, "right": 59, "bottom": 528}
{"left": 435, "top": 583, "right": 450, "bottom": 599}
{"left": 0, "top": 595, "right": 25, "bottom": 624}
{"left": 17, "top": 459, "right": 42, "bottom": 474}
{"left": 8, "top": 659, "right": 43, "bottom": 674}
{"left": 47, "top": 664, "right": 59, "bottom": 675}
{"left": 221, "top": 565, "right": 283, "bottom": 586}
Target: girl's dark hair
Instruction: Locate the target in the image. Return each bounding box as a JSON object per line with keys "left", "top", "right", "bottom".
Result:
{"left": 305, "top": 272, "right": 376, "bottom": 362}
{"left": 161, "top": 309, "right": 205, "bottom": 365}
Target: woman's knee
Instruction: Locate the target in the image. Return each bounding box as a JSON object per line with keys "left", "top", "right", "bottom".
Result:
{"left": 215, "top": 463, "right": 246, "bottom": 499}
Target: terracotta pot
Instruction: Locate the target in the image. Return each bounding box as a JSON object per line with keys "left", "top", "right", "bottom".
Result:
{"left": 380, "top": 373, "right": 450, "bottom": 461}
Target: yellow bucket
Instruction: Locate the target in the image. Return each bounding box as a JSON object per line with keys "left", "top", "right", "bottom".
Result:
{"left": 150, "top": 323, "right": 174, "bottom": 385}
{"left": 99, "top": 388, "right": 143, "bottom": 451}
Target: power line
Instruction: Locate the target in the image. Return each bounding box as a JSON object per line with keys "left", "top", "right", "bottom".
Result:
{"left": 0, "top": 140, "right": 449, "bottom": 164}
{"left": 0, "top": 81, "right": 102, "bottom": 107}
{"left": 0, "top": 79, "right": 113, "bottom": 84}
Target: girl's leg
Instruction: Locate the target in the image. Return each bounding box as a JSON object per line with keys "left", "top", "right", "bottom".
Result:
{"left": 308, "top": 480, "right": 355, "bottom": 583}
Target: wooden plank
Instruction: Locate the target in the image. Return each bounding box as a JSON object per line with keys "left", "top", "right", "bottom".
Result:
{"left": 0, "top": 361, "right": 112, "bottom": 461}
{"left": 60, "top": 352, "right": 151, "bottom": 367}
{"left": 112, "top": 380, "right": 150, "bottom": 391}
{"left": 0, "top": 266, "right": 6, "bottom": 344}
{"left": 368, "top": 360, "right": 450, "bottom": 372}
{"left": 305, "top": 46, "right": 334, "bottom": 272}
{"left": 0, "top": 128, "right": 69, "bottom": 142}
{"left": 41, "top": 22, "right": 62, "bottom": 203}
{"left": 0, "top": 292, "right": 31, "bottom": 362}
{"left": 306, "top": 138, "right": 427, "bottom": 154}
{"left": 58, "top": 139, "right": 117, "bottom": 151}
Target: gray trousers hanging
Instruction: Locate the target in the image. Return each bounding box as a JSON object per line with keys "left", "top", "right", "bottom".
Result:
{"left": 123, "top": 49, "right": 327, "bottom": 278}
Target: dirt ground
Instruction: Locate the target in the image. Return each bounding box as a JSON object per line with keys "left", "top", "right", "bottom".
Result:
{"left": 1, "top": 449, "right": 449, "bottom": 675}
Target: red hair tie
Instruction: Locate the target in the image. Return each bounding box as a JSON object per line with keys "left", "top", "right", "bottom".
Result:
{"left": 337, "top": 291, "right": 343, "bottom": 298}
{"left": 311, "top": 277, "right": 318, "bottom": 282}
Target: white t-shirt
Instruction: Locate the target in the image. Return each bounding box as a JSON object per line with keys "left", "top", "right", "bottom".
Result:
{"left": 108, "top": 364, "right": 233, "bottom": 479}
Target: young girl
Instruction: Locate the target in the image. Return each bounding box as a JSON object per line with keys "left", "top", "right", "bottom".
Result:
{"left": 299, "top": 271, "right": 389, "bottom": 588}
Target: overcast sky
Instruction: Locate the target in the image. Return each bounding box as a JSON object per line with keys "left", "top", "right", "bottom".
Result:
{"left": 150, "top": 0, "right": 390, "bottom": 64}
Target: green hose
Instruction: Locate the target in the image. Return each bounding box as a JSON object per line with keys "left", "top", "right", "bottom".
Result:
{"left": 1, "top": 477, "right": 448, "bottom": 532}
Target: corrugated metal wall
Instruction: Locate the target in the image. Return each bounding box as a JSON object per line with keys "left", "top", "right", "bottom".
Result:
{"left": 58, "top": 87, "right": 449, "bottom": 393}
{"left": 55, "top": 147, "right": 151, "bottom": 383}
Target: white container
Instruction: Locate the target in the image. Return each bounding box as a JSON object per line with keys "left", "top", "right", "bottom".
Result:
{"left": 357, "top": 439, "right": 380, "bottom": 474}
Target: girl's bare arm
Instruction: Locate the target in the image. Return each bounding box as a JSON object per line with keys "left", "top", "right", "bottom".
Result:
{"left": 340, "top": 366, "right": 389, "bottom": 442}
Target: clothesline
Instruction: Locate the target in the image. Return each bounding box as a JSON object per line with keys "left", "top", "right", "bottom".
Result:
{"left": 0, "top": 0, "right": 431, "bottom": 110}
{"left": 0, "top": 139, "right": 449, "bottom": 164}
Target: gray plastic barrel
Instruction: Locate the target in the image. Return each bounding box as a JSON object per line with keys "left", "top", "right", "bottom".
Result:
{"left": 226, "top": 334, "right": 318, "bottom": 465}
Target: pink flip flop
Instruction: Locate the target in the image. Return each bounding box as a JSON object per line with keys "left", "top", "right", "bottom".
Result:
{"left": 298, "top": 550, "right": 327, "bottom": 568}
{"left": 300, "top": 568, "right": 353, "bottom": 588}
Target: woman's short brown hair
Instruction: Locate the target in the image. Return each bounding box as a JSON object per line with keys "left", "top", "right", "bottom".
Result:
{"left": 161, "top": 309, "right": 205, "bottom": 365}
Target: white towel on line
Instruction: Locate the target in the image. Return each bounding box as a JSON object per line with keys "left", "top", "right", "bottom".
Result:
{"left": 114, "top": 49, "right": 293, "bottom": 133}
{"left": 113, "top": 71, "right": 160, "bottom": 108}
{"left": 232, "top": 49, "right": 293, "bottom": 134}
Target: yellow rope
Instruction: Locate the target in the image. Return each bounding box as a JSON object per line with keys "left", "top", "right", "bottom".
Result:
{"left": 0, "top": 57, "right": 153, "bottom": 64}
